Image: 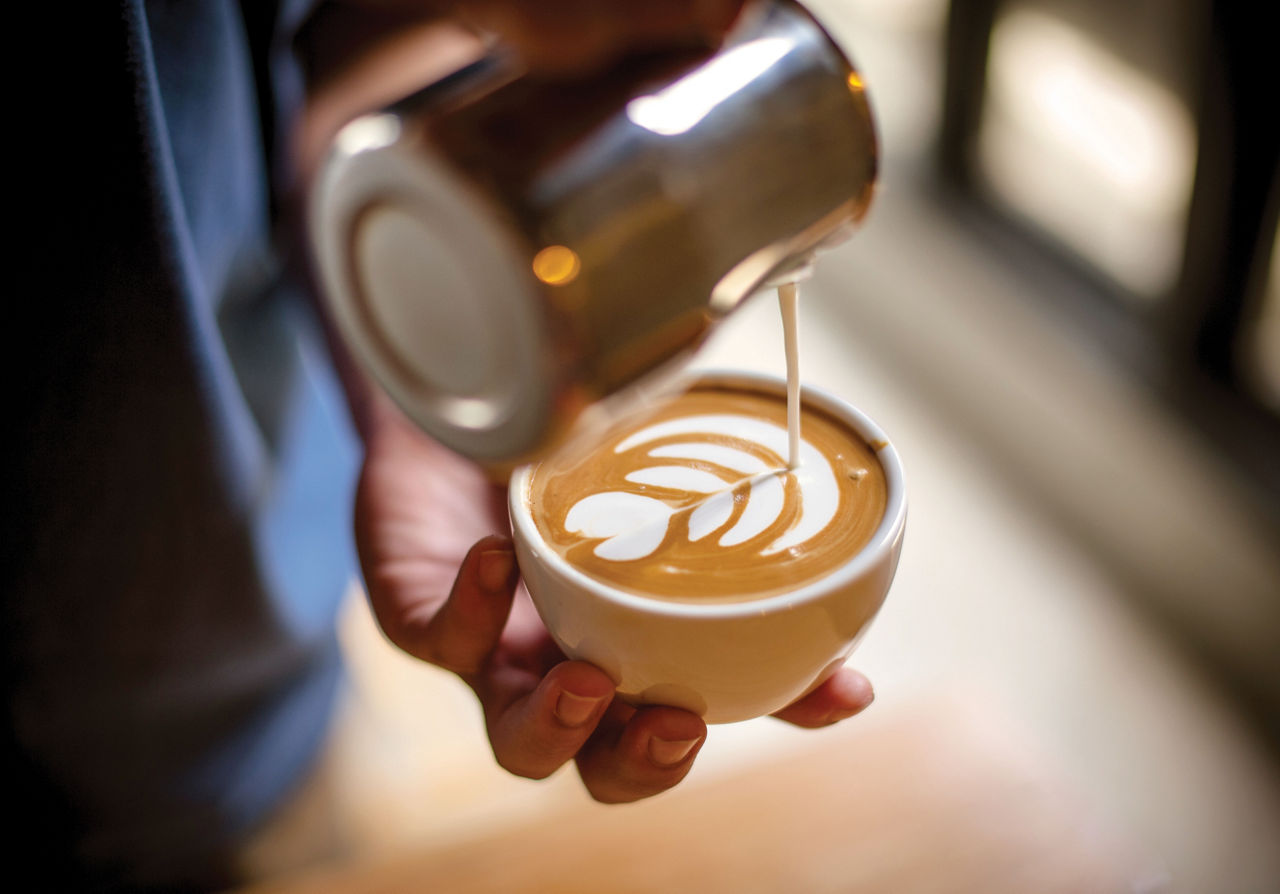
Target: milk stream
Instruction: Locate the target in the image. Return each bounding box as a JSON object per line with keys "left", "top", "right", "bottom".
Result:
{"left": 554, "top": 280, "right": 822, "bottom": 563}
{"left": 778, "top": 282, "right": 802, "bottom": 470}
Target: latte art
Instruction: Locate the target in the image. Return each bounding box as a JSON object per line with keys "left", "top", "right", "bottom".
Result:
{"left": 563, "top": 414, "right": 837, "bottom": 562}
{"left": 528, "top": 384, "right": 887, "bottom": 602}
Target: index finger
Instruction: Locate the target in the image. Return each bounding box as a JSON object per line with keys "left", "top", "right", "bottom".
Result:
{"left": 385, "top": 535, "right": 519, "bottom": 674}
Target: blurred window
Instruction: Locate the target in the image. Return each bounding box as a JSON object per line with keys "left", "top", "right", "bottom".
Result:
{"left": 977, "top": 7, "right": 1195, "bottom": 299}
{"left": 1244, "top": 195, "right": 1280, "bottom": 411}
{"left": 939, "top": 0, "right": 1280, "bottom": 509}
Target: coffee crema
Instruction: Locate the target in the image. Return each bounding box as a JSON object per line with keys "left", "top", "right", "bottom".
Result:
{"left": 526, "top": 383, "right": 887, "bottom": 602}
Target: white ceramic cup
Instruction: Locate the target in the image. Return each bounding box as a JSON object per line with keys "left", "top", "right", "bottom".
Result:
{"left": 508, "top": 370, "right": 907, "bottom": 724}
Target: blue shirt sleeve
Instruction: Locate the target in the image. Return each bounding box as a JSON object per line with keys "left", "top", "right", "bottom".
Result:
{"left": 8, "top": 0, "right": 360, "bottom": 887}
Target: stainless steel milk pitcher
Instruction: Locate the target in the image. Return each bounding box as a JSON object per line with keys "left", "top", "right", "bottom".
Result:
{"left": 310, "top": 0, "right": 877, "bottom": 466}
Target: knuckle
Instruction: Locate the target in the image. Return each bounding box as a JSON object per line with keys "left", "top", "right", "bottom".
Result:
{"left": 495, "top": 750, "right": 556, "bottom": 781}
{"left": 424, "top": 643, "right": 482, "bottom": 677}
{"left": 370, "top": 612, "right": 422, "bottom": 661}
{"left": 376, "top": 618, "right": 470, "bottom": 674}
{"left": 579, "top": 767, "right": 658, "bottom": 805}
{"left": 582, "top": 780, "right": 629, "bottom": 805}
{"left": 517, "top": 764, "right": 556, "bottom": 782}
{"left": 493, "top": 729, "right": 573, "bottom": 782}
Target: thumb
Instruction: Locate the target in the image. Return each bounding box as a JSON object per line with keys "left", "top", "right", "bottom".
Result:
{"left": 406, "top": 535, "right": 520, "bottom": 675}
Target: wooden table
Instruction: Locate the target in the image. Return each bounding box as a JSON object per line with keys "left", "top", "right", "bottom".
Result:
{"left": 240, "top": 694, "right": 1156, "bottom": 894}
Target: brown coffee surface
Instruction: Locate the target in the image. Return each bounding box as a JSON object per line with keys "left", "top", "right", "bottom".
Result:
{"left": 527, "top": 383, "right": 887, "bottom": 602}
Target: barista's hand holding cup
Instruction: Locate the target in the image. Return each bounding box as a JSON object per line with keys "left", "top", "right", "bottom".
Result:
{"left": 510, "top": 370, "right": 906, "bottom": 723}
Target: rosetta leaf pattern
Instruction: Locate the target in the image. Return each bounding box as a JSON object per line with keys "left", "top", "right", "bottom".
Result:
{"left": 563, "top": 439, "right": 784, "bottom": 561}
{"left": 560, "top": 413, "right": 839, "bottom": 562}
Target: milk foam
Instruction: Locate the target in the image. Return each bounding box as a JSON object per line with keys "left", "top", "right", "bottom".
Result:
{"left": 560, "top": 413, "right": 838, "bottom": 561}
{"left": 529, "top": 382, "right": 887, "bottom": 602}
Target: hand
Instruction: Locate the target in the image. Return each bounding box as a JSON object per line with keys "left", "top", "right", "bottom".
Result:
{"left": 455, "top": 0, "right": 747, "bottom": 74}
{"left": 313, "top": 1, "right": 746, "bottom": 76}
{"left": 354, "top": 397, "right": 875, "bottom": 803}
{"left": 293, "top": 1, "right": 745, "bottom": 184}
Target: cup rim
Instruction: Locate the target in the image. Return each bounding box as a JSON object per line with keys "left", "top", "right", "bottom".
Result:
{"left": 508, "top": 368, "right": 907, "bottom": 620}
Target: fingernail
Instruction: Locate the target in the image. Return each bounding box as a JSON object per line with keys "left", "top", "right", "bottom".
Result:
{"left": 648, "top": 735, "right": 701, "bottom": 767}
{"left": 825, "top": 693, "right": 875, "bottom": 725}
{"left": 478, "top": 549, "right": 514, "bottom": 593}
{"left": 555, "top": 691, "right": 606, "bottom": 728}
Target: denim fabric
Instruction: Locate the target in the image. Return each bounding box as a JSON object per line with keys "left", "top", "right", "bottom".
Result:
{"left": 8, "top": 0, "right": 357, "bottom": 887}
